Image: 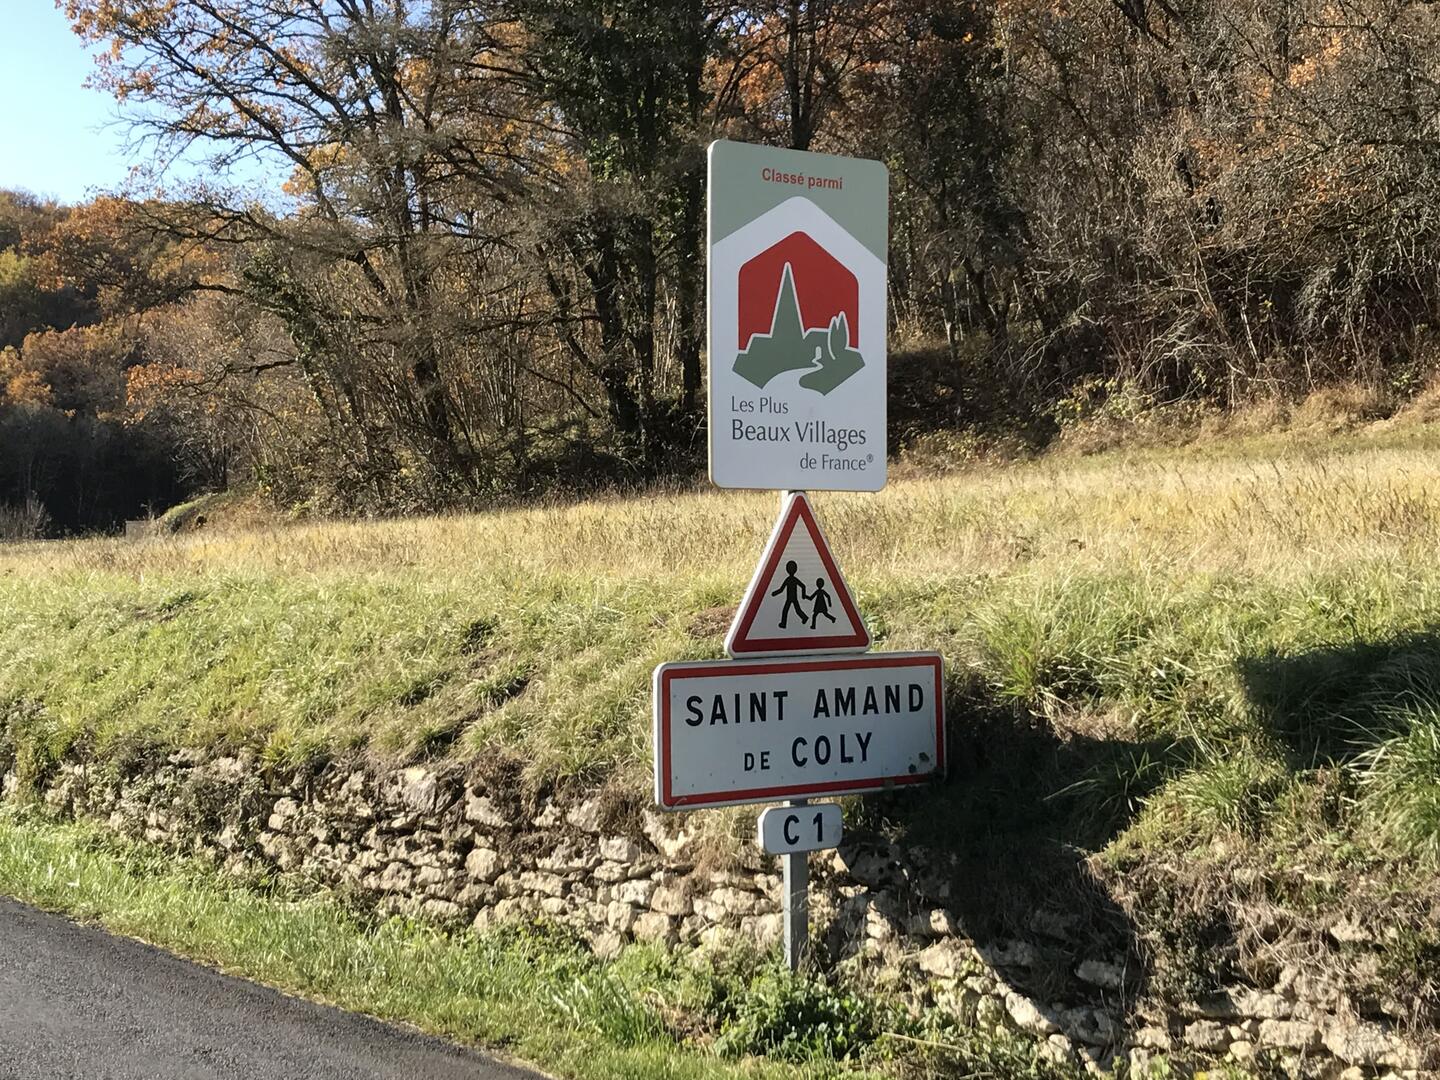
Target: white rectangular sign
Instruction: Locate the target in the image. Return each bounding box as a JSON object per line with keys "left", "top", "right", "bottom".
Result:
{"left": 708, "top": 140, "right": 889, "bottom": 492}
{"left": 652, "top": 653, "right": 944, "bottom": 811}
{"left": 758, "top": 803, "right": 843, "bottom": 854}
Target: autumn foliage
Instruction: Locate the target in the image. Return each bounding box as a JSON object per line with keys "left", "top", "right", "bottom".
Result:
{"left": 4, "top": 0, "right": 1439, "bottom": 530}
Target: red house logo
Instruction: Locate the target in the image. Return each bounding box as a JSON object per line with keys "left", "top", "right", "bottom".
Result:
{"left": 732, "top": 231, "right": 865, "bottom": 395}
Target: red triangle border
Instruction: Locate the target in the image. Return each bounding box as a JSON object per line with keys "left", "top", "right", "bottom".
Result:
{"left": 728, "top": 494, "right": 869, "bottom": 655}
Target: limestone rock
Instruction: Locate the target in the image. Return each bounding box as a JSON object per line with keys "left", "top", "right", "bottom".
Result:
{"left": 465, "top": 847, "right": 501, "bottom": 882}
{"left": 378, "top": 862, "right": 413, "bottom": 892}
{"left": 1189, "top": 988, "right": 1290, "bottom": 1020}
{"left": 1005, "top": 992, "right": 1060, "bottom": 1035}
{"left": 518, "top": 871, "right": 566, "bottom": 898}
{"left": 1041, "top": 1034, "right": 1076, "bottom": 1066}
{"left": 740, "top": 913, "right": 782, "bottom": 947}
{"left": 1075, "top": 958, "right": 1125, "bottom": 991}
{"left": 536, "top": 843, "right": 595, "bottom": 874}
{"left": 916, "top": 941, "right": 967, "bottom": 980}
{"left": 615, "top": 879, "right": 656, "bottom": 907}
{"left": 598, "top": 836, "right": 642, "bottom": 863}
{"left": 1130, "top": 1026, "right": 1172, "bottom": 1051}
{"left": 632, "top": 912, "right": 676, "bottom": 946}
{"left": 606, "top": 901, "right": 638, "bottom": 933}
{"left": 1323, "top": 1022, "right": 1415, "bottom": 1068}
{"left": 906, "top": 908, "right": 958, "bottom": 939}
{"left": 1257, "top": 1018, "right": 1321, "bottom": 1051}
{"left": 566, "top": 800, "right": 603, "bottom": 834}
{"left": 650, "top": 884, "right": 691, "bottom": 917}
{"left": 710, "top": 887, "right": 760, "bottom": 917}
{"left": 1235, "top": 989, "right": 1291, "bottom": 1019}
{"left": 1292, "top": 972, "right": 1341, "bottom": 1006}
{"left": 421, "top": 899, "right": 462, "bottom": 921}
{"left": 984, "top": 939, "right": 1039, "bottom": 969}
{"left": 975, "top": 995, "right": 1007, "bottom": 1028}
{"left": 832, "top": 846, "right": 894, "bottom": 887}
{"left": 591, "top": 930, "right": 626, "bottom": 960}
{"left": 638, "top": 811, "right": 684, "bottom": 858}
{"left": 267, "top": 797, "right": 300, "bottom": 832}
{"left": 865, "top": 905, "right": 898, "bottom": 943}
{"left": 1184, "top": 1020, "right": 1230, "bottom": 1052}
{"left": 464, "top": 793, "right": 510, "bottom": 829}
{"left": 399, "top": 768, "right": 454, "bottom": 815}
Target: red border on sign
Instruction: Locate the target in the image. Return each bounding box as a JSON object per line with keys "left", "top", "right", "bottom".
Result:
{"left": 729, "top": 495, "right": 870, "bottom": 654}
{"left": 657, "top": 653, "right": 944, "bottom": 809}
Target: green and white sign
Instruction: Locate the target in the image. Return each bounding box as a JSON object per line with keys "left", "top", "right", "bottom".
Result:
{"left": 707, "top": 140, "right": 889, "bottom": 492}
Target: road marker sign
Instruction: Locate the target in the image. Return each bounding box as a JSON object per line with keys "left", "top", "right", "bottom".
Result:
{"left": 759, "top": 802, "right": 843, "bottom": 854}
{"left": 652, "top": 652, "right": 944, "bottom": 811}
{"left": 726, "top": 491, "right": 869, "bottom": 657}
{"left": 707, "top": 140, "right": 888, "bottom": 492}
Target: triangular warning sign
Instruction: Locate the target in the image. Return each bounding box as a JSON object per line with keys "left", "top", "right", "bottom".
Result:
{"left": 726, "top": 492, "right": 870, "bottom": 657}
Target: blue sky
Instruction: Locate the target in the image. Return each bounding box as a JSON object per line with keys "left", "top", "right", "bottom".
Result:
{"left": 0, "top": 4, "right": 138, "bottom": 202}
{"left": 0, "top": 4, "right": 284, "bottom": 204}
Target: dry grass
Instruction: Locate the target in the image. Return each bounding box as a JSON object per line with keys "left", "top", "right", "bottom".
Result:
{"left": 7, "top": 422, "right": 1440, "bottom": 869}
{"left": 7, "top": 424, "right": 1440, "bottom": 585}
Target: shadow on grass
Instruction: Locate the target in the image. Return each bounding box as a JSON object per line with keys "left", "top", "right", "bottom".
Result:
{"left": 1236, "top": 630, "right": 1440, "bottom": 770}
{"left": 837, "top": 676, "right": 1197, "bottom": 1022}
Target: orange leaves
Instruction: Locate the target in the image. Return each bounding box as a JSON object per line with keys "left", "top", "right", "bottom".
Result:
{"left": 124, "top": 360, "right": 201, "bottom": 423}
{"left": 0, "top": 348, "right": 52, "bottom": 408}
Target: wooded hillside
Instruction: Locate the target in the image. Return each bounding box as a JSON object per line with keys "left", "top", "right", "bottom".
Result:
{"left": 5, "top": 0, "right": 1440, "bottom": 531}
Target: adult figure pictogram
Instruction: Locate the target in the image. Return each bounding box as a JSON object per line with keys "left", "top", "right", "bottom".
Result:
{"left": 772, "top": 560, "right": 811, "bottom": 629}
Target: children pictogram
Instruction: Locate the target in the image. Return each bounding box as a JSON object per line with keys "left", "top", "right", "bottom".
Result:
{"left": 727, "top": 492, "right": 869, "bottom": 657}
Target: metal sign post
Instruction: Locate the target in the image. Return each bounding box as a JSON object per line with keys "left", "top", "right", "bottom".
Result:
{"left": 777, "top": 495, "right": 809, "bottom": 973}
{"left": 782, "top": 798, "right": 810, "bottom": 971}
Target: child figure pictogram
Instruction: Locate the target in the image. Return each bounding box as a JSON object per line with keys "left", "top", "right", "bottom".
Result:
{"left": 771, "top": 560, "right": 811, "bottom": 629}
{"left": 809, "top": 577, "right": 837, "bottom": 627}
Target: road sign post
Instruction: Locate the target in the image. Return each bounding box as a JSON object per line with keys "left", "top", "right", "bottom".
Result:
{"left": 782, "top": 799, "right": 809, "bottom": 972}
{"left": 654, "top": 141, "right": 936, "bottom": 973}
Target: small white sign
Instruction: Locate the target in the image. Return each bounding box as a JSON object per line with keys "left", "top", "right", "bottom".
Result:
{"left": 652, "top": 652, "right": 944, "bottom": 810}
{"left": 727, "top": 492, "right": 869, "bottom": 657}
{"left": 758, "top": 803, "right": 843, "bottom": 854}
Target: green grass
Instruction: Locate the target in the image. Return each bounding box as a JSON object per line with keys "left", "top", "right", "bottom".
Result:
{"left": 0, "top": 808, "right": 1084, "bottom": 1080}
{"left": 9, "top": 423, "right": 1440, "bottom": 1013}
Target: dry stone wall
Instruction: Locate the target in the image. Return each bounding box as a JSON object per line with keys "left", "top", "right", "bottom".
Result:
{"left": 10, "top": 751, "right": 1431, "bottom": 1079}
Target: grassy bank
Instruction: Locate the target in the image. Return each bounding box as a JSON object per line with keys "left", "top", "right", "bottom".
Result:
{"left": 0, "top": 808, "right": 1083, "bottom": 1080}
{"left": 7, "top": 422, "right": 1440, "bottom": 1010}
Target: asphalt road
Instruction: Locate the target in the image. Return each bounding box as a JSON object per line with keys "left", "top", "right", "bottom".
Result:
{"left": 0, "top": 897, "right": 546, "bottom": 1080}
